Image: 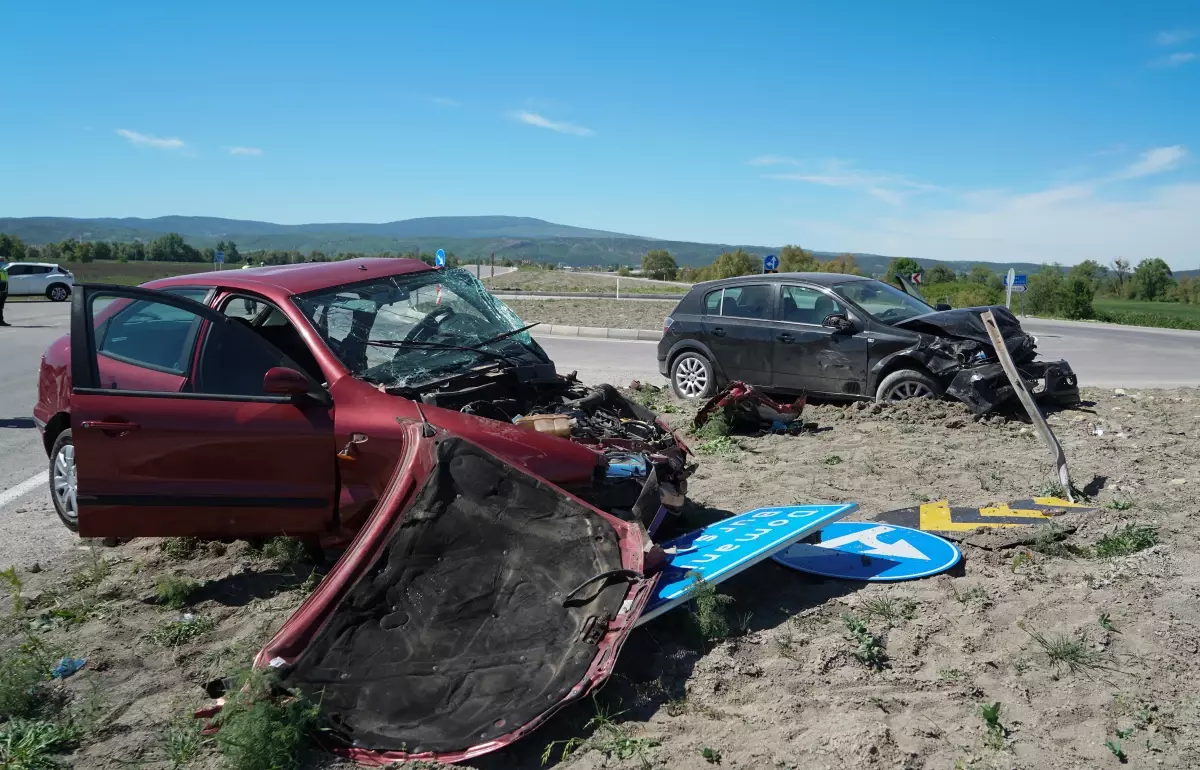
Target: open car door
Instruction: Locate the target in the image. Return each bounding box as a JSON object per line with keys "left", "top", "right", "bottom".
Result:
{"left": 254, "top": 421, "right": 657, "bottom": 764}
{"left": 68, "top": 284, "right": 337, "bottom": 538}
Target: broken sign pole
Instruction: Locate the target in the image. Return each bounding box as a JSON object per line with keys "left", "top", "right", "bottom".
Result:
{"left": 980, "top": 310, "right": 1073, "bottom": 502}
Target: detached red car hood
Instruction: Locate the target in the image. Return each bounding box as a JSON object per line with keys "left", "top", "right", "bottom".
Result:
{"left": 255, "top": 420, "right": 657, "bottom": 764}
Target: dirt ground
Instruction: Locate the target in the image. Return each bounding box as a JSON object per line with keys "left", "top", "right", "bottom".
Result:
{"left": 489, "top": 271, "right": 688, "bottom": 295}
{"left": 3, "top": 386, "right": 1199, "bottom": 769}
{"left": 504, "top": 298, "right": 678, "bottom": 330}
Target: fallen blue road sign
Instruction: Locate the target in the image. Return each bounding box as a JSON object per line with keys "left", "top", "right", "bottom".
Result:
{"left": 635, "top": 503, "right": 857, "bottom": 626}
{"left": 772, "top": 521, "right": 960, "bottom": 582}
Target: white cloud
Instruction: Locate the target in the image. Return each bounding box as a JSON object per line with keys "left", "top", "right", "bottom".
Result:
{"left": 430, "top": 96, "right": 462, "bottom": 107}
{"left": 1155, "top": 29, "right": 1194, "bottom": 46}
{"left": 1151, "top": 51, "right": 1197, "bottom": 67}
{"left": 511, "top": 111, "right": 595, "bottom": 137}
{"left": 116, "top": 128, "right": 185, "bottom": 150}
{"left": 761, "top": 158, "right": 941, "bottom": 205}
{"left": 1114, "top": 145, "right": 1187, "bottom": 179}
{"left": 227, "top": 146, "right": 263, "bottom": 156}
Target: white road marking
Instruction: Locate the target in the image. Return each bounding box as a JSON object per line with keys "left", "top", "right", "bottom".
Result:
{"left": 0, "top": 473, "right": 47, "bottom": 509}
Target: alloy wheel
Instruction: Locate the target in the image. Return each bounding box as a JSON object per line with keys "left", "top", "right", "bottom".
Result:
{"left": 52, "top": 443, "right": 78, "bottom": 524}
{"left": 675, "top": 357, "right": 709, "bottom": 398}
{"left": 50, "top": 286, "right": 69, "bottom": 301}
{"left": 885, "top": 381, "right": 935, "bottom": 401}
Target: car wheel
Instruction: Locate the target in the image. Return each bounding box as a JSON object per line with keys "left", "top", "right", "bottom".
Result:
{"left": 46, "top": 284, "right": 70, "bottom": 302}
{"left": 876, "top": 369, "right": 943, "bottom": 404}
{"left": 670, "top": 352, "right": 715, "bottom": 400}
{"left": 49, "top": 429, "right": 79, "bottom": 532}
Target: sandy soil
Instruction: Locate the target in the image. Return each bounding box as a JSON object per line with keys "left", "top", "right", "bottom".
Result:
{"left": 3, "top": 386, "right": 1199, "bottom": 769}
{"left": 504, "top": 298, "right": 678, "bottom": 330}
{"left": 490, "top": 271, "right": 688, "bottom": 295}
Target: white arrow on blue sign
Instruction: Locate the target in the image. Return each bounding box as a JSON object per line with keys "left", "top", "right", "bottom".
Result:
{"left": 772, "top": 521, "right": 961, "bottom": 581}
{"left": 763, "top": 253, "right": 780, "bottom": 272}
{"left": 213, "top": 250, "right": 225, "bottom": 264}
{"left": 435, "top": 249, "right": 446, "bottom": 267}
{"left": 635, "top": 502, "right": 857, "bottom": 626}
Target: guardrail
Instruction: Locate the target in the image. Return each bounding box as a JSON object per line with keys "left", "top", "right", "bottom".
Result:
{"left": 489, "top": 289, "right": 685, "bottom": 301}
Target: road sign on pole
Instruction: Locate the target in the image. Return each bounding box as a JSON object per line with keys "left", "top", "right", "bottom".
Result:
{"left": 214, "top": 250, "right": 225, "bottom": 271}
{"left": 1005, "top": 268, "right": 1015, "bottom": 309}
{"left": 435, "top": 249, "right": 446, "bottom": 268}
{"left": 763, "top": 254, "right": 779, "bottom": 273}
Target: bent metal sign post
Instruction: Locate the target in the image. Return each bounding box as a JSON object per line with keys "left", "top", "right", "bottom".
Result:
{"left": 636, "top": 503, "right": 857, "bottom": 626}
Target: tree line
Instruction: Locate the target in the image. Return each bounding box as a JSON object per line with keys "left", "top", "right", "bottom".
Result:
{"left": 640, "top": 245, "right": 862, "bottom": 282}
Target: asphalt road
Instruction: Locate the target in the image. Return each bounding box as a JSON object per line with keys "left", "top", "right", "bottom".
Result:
{"left": 1, "top": 300, "right": 1198, "bottom": 569}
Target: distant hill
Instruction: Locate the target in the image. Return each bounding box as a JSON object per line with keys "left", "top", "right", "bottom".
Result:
{"left": 0, "top": 214, "right": 1102, "bottom": 277}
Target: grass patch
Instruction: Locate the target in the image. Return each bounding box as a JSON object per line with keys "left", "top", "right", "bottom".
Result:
{"left": 66, "top": 547, "right": 109, "bottom": 590}
{"left": 627, "top": 385, "right": 678, "bottom": 415}
{"left": 693, "top": 411, "right": 731, "bottom": 441}
{"left": 821, "top": 455, "right": 843, "bottom": 465}
{"left": 0, "top": 568, "right": 24, "bottom": 616}
{"left": 860, "top": 596, "right": 917, "bottom": 624}
{"left": 1031, "top": 523, "right": 1075, "bottom": 557}
{"left": 1093, "top": 523, "right": 1158, "bottom": 558}
{"left": 938, "top": 668, "right": 964, "bottom": 682}
{"left": 250, "top": 537, "right": 310, "bottom": 570}
{"left": 214, "top": 670, "right": 322, "bottom": 770}
{"left": 686, "top": 572, "right": 734, "bottom": 642}
{"left": 1105, "top": 499, "right": 1134, "bottom": 511}
{"left": 158, "top": 714, "right": 208, "bottom": 768}
{"left": 1021, "top": 624, "right": 1103, "bottom": 674}
{"left": 702, "top": 746, "right": 722, "bottom": 764}
{"left": 0, "top": 637, "right": 62, "bottom": 721}
{"left": 0, "top": 718, "right": 81, "bottom": 769}
{"left": 695, "top": 435, "right": 741, "bottom": 458}
{"left": 159, "top": 537, "right": 201, "bottom": 560}
{"left": 841, "top": 614, "right": 887, "bottom": 670}
{"left": 1039, "top": 480, "right": 1066, "bottom": 498}
{"left": 146, "top": 615, "right": 217, "bottom": 647}
{"left": 542, "top": 697, "right": 660, "bottom": 768}
{"left": 155, "top": 575, "right": 201, "bottom": 610}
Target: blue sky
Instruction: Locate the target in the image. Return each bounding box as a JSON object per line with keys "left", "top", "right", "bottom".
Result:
{"left": 2, "top": 1, "right": 1198, "bottom": 268}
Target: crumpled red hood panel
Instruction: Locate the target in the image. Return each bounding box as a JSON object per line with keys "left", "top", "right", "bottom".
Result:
{"left": 256, "top": 420, "right": 657, "bottom": 764}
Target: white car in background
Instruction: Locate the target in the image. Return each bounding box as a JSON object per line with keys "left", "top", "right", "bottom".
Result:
{"left": 0, "top": 262, "right": 74, "bottom": 301}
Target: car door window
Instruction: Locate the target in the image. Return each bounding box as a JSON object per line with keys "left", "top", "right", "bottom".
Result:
{"left": 96, "top": 299, "right": 203, "bottom": 375}
{"left": 7, "top": 265, "right": 30, "bottom": 276}
{"left": 780, "top": 285, "right": 844, "bottom": 325}
{"left": 718, "top": 285, "right": 772, "bottom": 319}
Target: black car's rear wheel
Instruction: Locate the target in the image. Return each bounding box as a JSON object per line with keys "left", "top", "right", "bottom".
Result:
{"left": 670, "top": 351, "right": 714, "bottom": 400}
{"left": 876, "top": 369, "right": 942, "bottom": 403}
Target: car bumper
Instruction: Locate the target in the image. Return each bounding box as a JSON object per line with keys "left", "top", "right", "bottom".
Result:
{"left": 945, "top": 359, "right": 1080, "bottom": 414}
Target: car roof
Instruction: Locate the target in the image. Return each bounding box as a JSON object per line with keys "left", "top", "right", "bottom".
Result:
{"left": 2, "top": 261, "right": 60, "bottom": 268}
{"left": 693, "top": 272, "right": 875, "bottom": 290}
{"left": 142, "top": 257, "right": 436, "bottom": 297}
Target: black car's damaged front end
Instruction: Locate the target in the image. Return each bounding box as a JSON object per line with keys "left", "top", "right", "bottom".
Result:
{"left": 892, "top": 305, "right": 1081, "bottom": 414}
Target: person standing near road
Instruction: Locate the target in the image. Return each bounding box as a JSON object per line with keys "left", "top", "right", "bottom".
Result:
{"left": 0, "top": 263, "right": 9, "bottom": 326}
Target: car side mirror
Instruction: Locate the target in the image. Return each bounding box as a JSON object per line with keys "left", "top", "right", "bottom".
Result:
{"left": 822, "top": 313, "right": 854, "bottom": 332}
{"left": 263, "top": 366, "right": 314, "bottom": 398}
{"left": 936, "top": 302, "right": 952, "bottom": 311}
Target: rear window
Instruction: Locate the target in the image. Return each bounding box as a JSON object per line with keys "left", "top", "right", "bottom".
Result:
{"left": 703, "top": 289, "right": 722, "bottom": 315}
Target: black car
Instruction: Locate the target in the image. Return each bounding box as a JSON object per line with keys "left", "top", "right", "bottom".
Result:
{"left": 656, "top": 273, "right": 1079, "bottom": 413}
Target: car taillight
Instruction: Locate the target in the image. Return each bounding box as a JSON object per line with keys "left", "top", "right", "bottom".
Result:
{"left": 663, "top": 317, "right": 675, "bottom": 334}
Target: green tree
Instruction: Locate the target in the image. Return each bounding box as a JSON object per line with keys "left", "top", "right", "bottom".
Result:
{"left": 1025, "top": 263, "right": 1065, "bottom": 315}
{"left": 779, "top": 244, "right": 818, "bottom": 272}
{"left": 885, "top": 257, "right": 922, "bottom": 284}
{"left": 1130, "top": 258, "right": 1175, "bottom": 301}
{"left": 1112, "top": 258, "right": 1131, "bottom": 293}
{"left": 225, "top": 241, "right": 241, "bottom": 264}
{"left": 699, "top": 249, "right": 758, "bottom": 280}
{"left": 148, "top": 233, "right": 202, "bottom": 262}
{"left": 75, "top": 241, "right": 94, "bottom": 263}
{"left": 1067, "top": 259, "right": 1106, "bottom": 292}
{"left": 92, "top": 241, "right": 113, "bottom": 261}
{"left": 822, "top": 253, "right": 863, "bottom": 275}
{"left": 925, "top": 264, "right": 957, "bottom": 284}
{"left": 641, "top": 249, "right": 678, "bottom": 280}
{"left": 0, "top": 233, "right": 27, "bottom": 260}
{"left": 968, "top": 265, "right": 994, "bottom": 284}
{"left": 1061, "top": 276, "right": 1095, "bottom": 319}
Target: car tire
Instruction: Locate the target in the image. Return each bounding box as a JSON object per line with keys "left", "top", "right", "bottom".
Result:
{"left": 49, "top": 429, "right": 79, "bottom": 532}
{"left": 876, "top": 369, "right": 943, "bottom": 404}
{"left": 670, "top": 351, "right": 715, "bottom": 400}
{"left": 46, "top": 284, "right": 71, "bottom": 302}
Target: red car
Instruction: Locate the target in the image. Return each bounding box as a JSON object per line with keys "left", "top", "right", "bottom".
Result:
{"left": 33, "top": 258, "right": 688, "bottom": 763}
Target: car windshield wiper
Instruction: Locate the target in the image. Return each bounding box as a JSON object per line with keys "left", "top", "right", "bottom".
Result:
{"left": 474, "top": 322, "right": 541, "bottom": 348}
{"left": 364, "top": 338, "right": 516, "bottom": 364}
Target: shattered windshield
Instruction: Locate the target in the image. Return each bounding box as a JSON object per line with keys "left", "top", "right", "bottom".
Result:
{"left": 834, "top": 280, "right": 935, "bottom": 325}
{"left": 293, "top": 267, "right": 542, "bottom": 390}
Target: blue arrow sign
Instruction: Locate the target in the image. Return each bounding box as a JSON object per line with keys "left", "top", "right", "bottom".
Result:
{"left": 772, "top": 521, "right": 960, "bottom": 582}
{"left": 635, "top": 503, "right": 857, "bottom": 626}
{"left": 763, "top": 253, "right": 780, "bottom": 272}
{"left": 213, "top": 250, "right": 225, "bottom": 264}
{"left": 435, "top": 248, "right": 446, "bottom": 267}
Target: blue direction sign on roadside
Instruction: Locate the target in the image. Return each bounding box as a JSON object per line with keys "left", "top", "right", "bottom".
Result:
{"left": 763, "top": 253, "right": 780, "bottom": 273}
{"left": 635, "top": 503, "right": 857, "bottom": 626}
{"left": 213, "top": 250, "right": 225, "bottom": 264}
{"left": 1005, "top": 273, "right": 1027, "bottom": 292}
{"left": 435, "top": 248, "right": 446, "bottom": 268}
{"left": 773, "top": 521, "right": 961, "bottom": 582}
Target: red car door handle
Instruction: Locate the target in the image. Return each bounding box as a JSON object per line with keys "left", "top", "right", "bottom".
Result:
{"left": 777, "top": 333, "right": 794, "bottom": 343}
{"left": 712, "top": 327, "right": 727, "bottom": 337}
{"left": 81, "top": 420, "right": 141, "bottom": 433}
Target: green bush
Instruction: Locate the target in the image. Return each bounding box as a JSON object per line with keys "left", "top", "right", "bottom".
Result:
{"left": 155, "top": 575, "right": 200, "bottom": 610}
{"left": 1061, "top": 277, "right": 1095, "bottom": 320}
{"left": 215, "top": 671, "right": 322, "bottom": 770}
